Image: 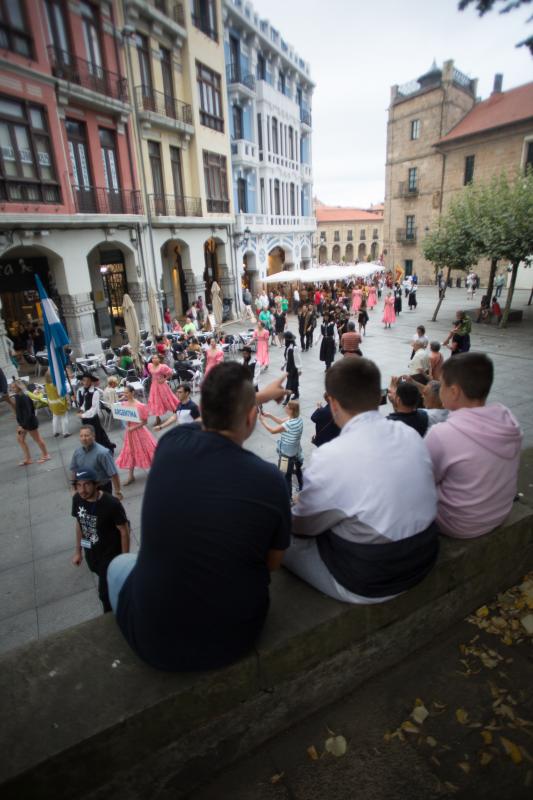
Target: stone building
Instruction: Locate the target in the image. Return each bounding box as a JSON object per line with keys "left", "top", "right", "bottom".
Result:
{"left": 0, "top": 0, "right": 237, "bottom": 379}
{"left": 383, "top": 59, "right": 533, "bottom": 283}
{"left": 222, "top": 0, "right": 315, "bottom": 298}
{"left": 314, "top": 206, "right": 383, "bottom": 265}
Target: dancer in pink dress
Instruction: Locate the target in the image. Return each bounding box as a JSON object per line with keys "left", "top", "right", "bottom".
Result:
{"left": 116, "top": 385, "right": 158, "bottom": 485}
{"left": 382, "top": 292, "right": 396, "bottom": 328}
{"left": 367, "top": 285, "right": 377, "bottom": 309}
{"left": 147, "top": 354, "right": 178, "bottom": 426}
{"left": 351, "top": 286, "right": 363, "bottom": 315}
{"left": 253, "top": 321, "right": 270, "bottom": 368}
{"left": 204, "top": 338, "right": 224, "bottom": 377}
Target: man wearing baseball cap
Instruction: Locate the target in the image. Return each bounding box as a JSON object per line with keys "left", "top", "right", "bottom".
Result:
{"left": 71, "top": 468, "right": 130, "bottom": 612}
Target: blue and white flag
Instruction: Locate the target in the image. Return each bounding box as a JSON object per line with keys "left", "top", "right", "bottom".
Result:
{"left": 35, "top": 275, "right": 70, "bottom": 396}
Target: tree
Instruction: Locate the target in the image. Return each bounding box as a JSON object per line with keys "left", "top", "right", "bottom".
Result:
{"left": 477, "top": 169, "right": 533, "bottom": 327}
{"left": 458, "top": 0, "right": 533, "bottom": 54}
{"left": 422, "top": 195, "right": 480, "bottom": 321}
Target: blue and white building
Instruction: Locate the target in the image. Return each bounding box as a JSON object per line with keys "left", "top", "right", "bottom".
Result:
{"left": 222, "top": 0, "right": 315, "bottom": 297}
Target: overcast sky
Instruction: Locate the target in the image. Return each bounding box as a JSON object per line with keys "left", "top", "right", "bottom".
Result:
{"left": 257, "top": 0, "right": 532, "bottom": 207}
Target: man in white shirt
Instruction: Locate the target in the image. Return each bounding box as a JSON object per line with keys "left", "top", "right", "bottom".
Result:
{"left": 293, "top": 288, "right": 300, "bottom": 313}
{"left": 408, "top": 341, "right": 430, "bottom": 375}
{"left": 284, "top": 358, "right": 438, "bottom": 603}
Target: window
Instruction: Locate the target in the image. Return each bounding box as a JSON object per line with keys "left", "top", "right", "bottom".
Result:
{"left": 407, "top": 166, "right": 418, "bottom": 192}
{"left": 44, "top": 0, "right": 69, "bottom": 58}
{"left": 410, "top": 119, "right": 420, "bottom": 140}
{"left": 99, "top": 127, "right": 122, "bottom": 212}
{"left": 271, "top": 117, "right": 278, "bottom": 154}
{"left": 289, "top": 182, "right": 295, "bottom": 216}
{"left": 404, "top": 259, "right": 413, "bottom": 276}
{"left": 160, "top": 46, "right": 175, "bottom": 117}
{"left": 203, "top": 150, "right": 228, "bottom": 212}
{"left": 197, "top": 62, "right": 223, "bottom": 132}
{"left": 170, "top": 145, "right": 184, "bottom": 201}
{"left": 347, "top": 230, "right": 353, "bottom": 241}
{"left": 256, "top": 52, "right": 265, "bottom": 81}
{"left": 373, "top": 228, "right": 379, "bottom": 239}
{"left": 0, "top": 97, "right": 60, "bottom": 203}
{"left": 320, "top": 231, "right": 327, "bottom": 242}
{"left": 405, "top": 215, "right": 415, "bottom": 239}
{"left": 278, "top": 70, "right": 286, "bottom": 95}
{"left": 525, "top": 141, "right": 533, "bottom": 172}
{"left": 66, "top": 118, "right": 94, "bottom": 211}
{"left": 0, "top": 0, "right": 32, "bottom": 57}
{"left": 191, "top": 0, "right": 217, "bottom": 42}
{"left": 260, "top": 177, "right": 265, "bottom": 213}
{"left": 148, "top": 141, "right": 165, "bottom": 213}
{"left": 359, "top": 229, "right": 366, "bottom": 240}
{"left": 237, "top": 177, "right": 247, "bottom": 213}
{"left": 135, "top": 33, "right": 153, "bottom": 105}
{"left": 288, "top": 126, "right": 294, "bottom": 160}
{"left": 80, "top": 1, "right": 102, "bottom": 68}
{"left": 232, "top": 105, "right": 243, "bottom": 140}
{"left": 257, "top": 113, "right": 263, "bottom": 159}
{"left": 464, "top": 154, "right": 475, "bottom": 185}
{"left": 334, "top": 230, "right": 340, "bottom": 242}
{"left": 273, "top": 179, "right": 280, "bottom": 215}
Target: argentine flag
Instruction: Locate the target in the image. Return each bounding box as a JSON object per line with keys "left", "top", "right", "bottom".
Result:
{"left": 35, "top": 275, "right": 70, "bottom": 396}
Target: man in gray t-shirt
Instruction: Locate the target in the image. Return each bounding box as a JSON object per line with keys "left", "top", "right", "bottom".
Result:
{"left": 70, "top": 425, "right": 122, "bottom": 498}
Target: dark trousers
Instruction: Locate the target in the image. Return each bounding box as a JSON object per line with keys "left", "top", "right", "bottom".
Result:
{"left": 305, "top": 330, "right": 314, "bottom": 350}
{"left": 91, "top": 558, "right": 115, "bottom": 613}
{"left": 285, "top": 371, "right": 299, "bottom": 401}
{"left": 285, "top": 456, "right": 303, "bottom": 498}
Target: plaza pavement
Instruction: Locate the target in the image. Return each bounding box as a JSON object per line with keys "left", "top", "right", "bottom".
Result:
{"left": 0, "top": 285, "right": 532, "bottom": 655}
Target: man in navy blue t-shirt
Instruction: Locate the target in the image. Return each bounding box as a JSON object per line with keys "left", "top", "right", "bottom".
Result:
{"left": 109, "top": 363, "right": 291, "bottom": 671}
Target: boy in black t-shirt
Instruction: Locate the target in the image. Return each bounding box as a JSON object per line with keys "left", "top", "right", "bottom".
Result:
{"left": 71, "top": 469, "right": 130, "bottom": 612}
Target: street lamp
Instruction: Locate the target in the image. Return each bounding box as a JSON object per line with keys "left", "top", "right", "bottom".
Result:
{"left": 233, "top": 226, "right": 252, "bottom": 249}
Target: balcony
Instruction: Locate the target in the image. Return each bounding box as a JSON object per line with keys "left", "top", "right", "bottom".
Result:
{"left": 398, "top": 181, "right": 419, "bottom": 198}
{"left": 206, "top": 198, "right": 230, "bottom": 213}
{"left": 234, "top": 212, "right": 316, "bottom": 234}
{"left": 125, "top": 0, "right": 186, "bottom": 43}
{"left": 396, "top": 228, "right": 417, "bottom": 244}
{"left": 226, "top": 63, "right": 256, "bottom": 98}
{"left": 300, "top": 108, "right": 312, "bottom": 128}
{"left": 72, "top": 186, "right": 142, "bottom": 215}
{"left": 231, "top": 139, "right": 258, "bottom": 167}
{"left": 135, "top": 86, "right": 194, "bottom": 135}
{"left": 47, "top": 46, "right": 129, "bottom": 111}
{"left": 148, "top": 194, "right": 201, "bottom": 217}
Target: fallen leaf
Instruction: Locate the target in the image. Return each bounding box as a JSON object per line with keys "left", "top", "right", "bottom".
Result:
{"left": 431, "top": 754, "right": 441, "bottom": 767}
{"left": 476, "top": 605, "right": 490, "bottom": 618}
{"left": 458, "top": 761, "right": 471, "bottom": 774}
{"left": 481, "top": 730, "right": 493, "bottom": 745}
{"left": 401, "top": 720, "right": 419, "bottom": 734}
{"left": 480, "top": 751, "right": 493, "bottom": 766}
{"left": 325, "top": 735, "right": 347, "bottom": 757}
{"left": 426, "top": 736, "right": 438, "bottom": 748}
{"left": 432, "top": 700, "right": 447, "bottom": 711}
{"left": 520, "top": 614, "right": 533, "bottom": 635}
{"left": 500, "top": 736, "right": 523, "bottom": 765}
{"left": 456, "top": 708, "right": 469, "bottom": 725}
{"left": 444, "top": 781, "right": 459, "bottom": 793}
{"left": 307, "top": 745, "right": 319, "bottom": 761}
{"left": 270, "top": 772, "right": 285, "bottom": 784}
{"left": 412, "top": 704, "right": 429, "bottom": 725}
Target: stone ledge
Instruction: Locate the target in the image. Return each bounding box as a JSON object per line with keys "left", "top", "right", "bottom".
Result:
{"left": 1, "top": 501, "right": 532, "bottom": 800}
{"left": 465, "top": 307, "right": 523, "bottom": 323}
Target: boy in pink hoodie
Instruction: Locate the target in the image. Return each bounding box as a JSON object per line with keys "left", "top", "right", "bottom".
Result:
{"left": 425, "top": 352, "right": 522, "bottom": 538}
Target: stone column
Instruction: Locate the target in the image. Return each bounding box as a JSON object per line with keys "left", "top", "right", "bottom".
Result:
{"left": 60, "top": 293, "right": 101, "bottom": 356}
{"left": 219, "top": 274, "right": 237, "bottom": 320}
{"left": 184, "top": 273, "right": 206, "bottom": 310}
{"left": 127, "top": 282, "right": 149, "bottom": 331}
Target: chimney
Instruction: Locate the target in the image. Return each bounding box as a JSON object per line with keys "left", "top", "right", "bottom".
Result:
{"left": 493, "top": 73, "right": 503, "bottom": 94}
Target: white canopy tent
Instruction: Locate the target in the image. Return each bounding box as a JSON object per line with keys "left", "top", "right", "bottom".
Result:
{"left": 263, "top": 263, "right": 385, "bottom": 284}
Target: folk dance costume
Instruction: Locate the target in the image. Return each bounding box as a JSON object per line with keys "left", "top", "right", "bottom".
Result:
{"left": 116, "top": 402, "right": 157, "bottom": 472}
{"left": 253, "top": 327, "right": 270, "bottom": 367}
{"left": 382, "top": 296, "right": 396, "bottom": 328}
{"left": 147, "top": 363, "right": 179, "bottom": 417}
{"left": 204, "top": 347, "right": 224, "bottom": 377}
{"left": 77, "top": 381, "right": 115, "bottom": 452}
{"left": 319, "top": 320, "right": 336, "bottom": 370}
{"left": 367, "top": 286, "right": 377, "bottom": 309}
{"left": 283, "top": 336, "right": 302, "bottom": 403}
{"left": 351, "top": 288, "right": 363, "bottom": 314}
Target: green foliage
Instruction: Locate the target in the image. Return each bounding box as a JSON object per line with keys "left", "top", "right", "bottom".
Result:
{"left": 421, "top": 195, "right": 479, "bottom": 272}
{"left": 458, "top": 0, "right": 533, "bottom": 54}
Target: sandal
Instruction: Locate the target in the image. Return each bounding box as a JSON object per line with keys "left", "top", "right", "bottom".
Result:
{"left": 123, "top": 477, "right": 135, "bottom": 486}
{"left": 37, "top": 456, "right": 51, "bottom": 464}
{"left": 18, "top": 460, "right": 33, "bottom": 466}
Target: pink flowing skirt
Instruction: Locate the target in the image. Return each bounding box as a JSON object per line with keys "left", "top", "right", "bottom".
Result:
{"left": 148, "top": 380, "right": 179, "bottom": 416}
{"left": 116, "top": 426, "right": 157, "bottom": 470}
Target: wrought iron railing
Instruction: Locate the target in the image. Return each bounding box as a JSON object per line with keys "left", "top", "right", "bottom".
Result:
{"left": 396, "top": 227, "right": 417, "bottom": 244}
{"left": 135, "top": 86, "right": 192, "bottom": 124}
{"left": 300, "top": 108, "right": 312, "bottom": 126}
{"left": 398, "top": 181, "right": 419, "bottom": 197}
{"left": 191, "top": 13, "right": 217, "bottom": 41}
{"left": 206, "top": 198, "right": 230, "bottom": 213}
{"left": 148, "top": 194, "right": 202, "bottom": 217}
{"left": 72, "top": 186, "right": 143, "bottom": 215}
{"left": 226, "top": 63, "right": 256, "bottom": 91}
{"left": 47, "top": 46, "right": 128, "bottom": 102}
